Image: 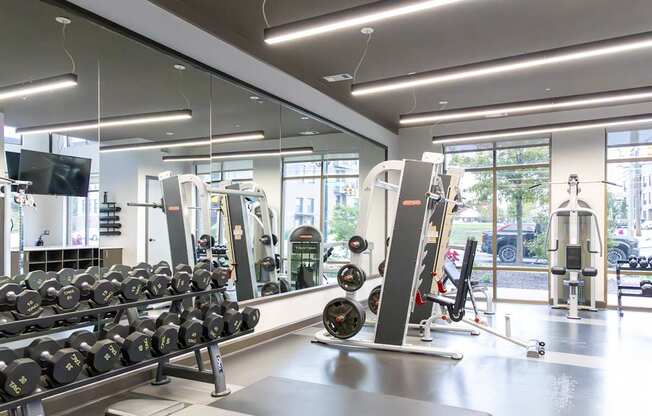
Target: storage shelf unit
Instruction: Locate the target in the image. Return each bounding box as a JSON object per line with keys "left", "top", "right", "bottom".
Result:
{"left": 11, "top": 246, "right": 123, "bottom": 275}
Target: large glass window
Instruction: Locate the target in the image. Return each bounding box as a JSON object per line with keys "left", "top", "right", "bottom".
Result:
{"left": 606, "top": 129, "right": 652, "bottom": 308}
{"left": 281, "top": 154, "right": 359, "bottom": 262}
{"left": 444, "top": 139, "right": 550, "bottom": 301}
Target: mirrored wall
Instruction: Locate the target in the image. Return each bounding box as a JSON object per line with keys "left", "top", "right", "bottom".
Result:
{"left": 0, "top": 0, "right": 386, "bottom": 302}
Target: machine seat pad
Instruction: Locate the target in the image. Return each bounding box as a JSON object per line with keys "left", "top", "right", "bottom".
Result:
{"left": 582, "top": 267, "right": 598, "bottom": 277}
{"left": 424, "top": 293, "right": 455, "bottom": 306}
{"left": 551, "top": 266, "right": 567, "bottom": 275}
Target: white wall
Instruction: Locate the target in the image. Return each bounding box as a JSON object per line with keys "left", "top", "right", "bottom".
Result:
{"left": 99, "top": 150, "right": 193, "bottom": 265}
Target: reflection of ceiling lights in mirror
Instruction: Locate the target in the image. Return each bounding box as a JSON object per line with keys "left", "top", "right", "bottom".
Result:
{"left": 432, "top": 113, "right": 652, "bottom": 144}
{"left": 16, "top": 109, "right": 192, "bottom": 135}
{"left": 100, "top": 130, "right": 265, "bottom": 153}
{"left": 0, "top": 73, "right": 77, "bottom": 101}
{"left": 162, "top": 147, "right": 314, "bottom": 162}
{"left": 299, "top": 130, "right": 319, "bottom": 135}
{"left": 264, "top": 0, "right": 466, "bottom": 45}
{"left": 352, "top": 30, "right": 652, "bottom": 96}
{"left": 401, "top": 86, "right": 652, "bottom": 125}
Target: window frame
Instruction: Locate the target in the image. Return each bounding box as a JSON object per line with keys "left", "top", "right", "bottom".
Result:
{"left": 444, "top": 139, "right": 551, "bottom": 302}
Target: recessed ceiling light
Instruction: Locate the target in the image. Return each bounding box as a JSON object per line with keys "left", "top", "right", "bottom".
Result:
{"left": 300, "top": 130, "right": 319, "bottom": 135}
{"left": 545, "top": 88, "right": 552, "bottom": 92}
{"left": 249, "top": 96, "right": 260, "bottom": 100}
{"left": 174, "top": 64, "right": 186, "bottom": 71}
{"left": 439, "top": 100, "right": 449, "bottom": 105}
{"left": 165, "top": 132, "right": 175, "bottom": 136}
{"left": 301, "top": 116, "right": 310, "bottom": 120}
{"left": 55, "top": 16, "right": 72, "bottom": 25}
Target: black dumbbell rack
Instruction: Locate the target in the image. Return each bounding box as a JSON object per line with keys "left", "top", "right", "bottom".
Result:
{"left": 100, "top": 192, "right": 121, "bottom": 237}
{"left": 0, "top": 287, "right": 253, "bottom": 415}
{"left": 616, "top": 261, "right": 652, "bottom": 317}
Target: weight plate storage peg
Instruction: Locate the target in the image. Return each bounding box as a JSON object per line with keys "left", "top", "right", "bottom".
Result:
{"left": 367, "top": 285, "right": 382, "bottom": 315}
{"left": 347, "top": 235, "right": 368, "bottom": 254}
{"left": 323, "top": 298, "right": 366, "bottom": 339}
{"left": 336, "top": 264, "right": 366, "bottom": 292}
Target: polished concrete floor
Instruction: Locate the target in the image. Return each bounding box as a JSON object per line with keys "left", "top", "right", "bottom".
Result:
{"left": 60, "top": 303, "right": 652, "bottom": 416}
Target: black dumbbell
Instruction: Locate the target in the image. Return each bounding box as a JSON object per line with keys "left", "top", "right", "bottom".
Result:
{"left": 241, "top": 307, "right": 260, "bottom": 330}
{"left": 70, "top": 273, "right": 114, "bottom": 306}
{"left": 191, "top": 269, "right": 211, "bottom": 292}
{"left": 217, "top": 301, "right": 243, "bottom": 335}
{"left": 102, "top": 324, "right": 152, "bottom": 364}
{"left": 24, "top": 271, "right": 80, "bottom": 311}
{"left": 156, "top": 312, "right": 203, "bottom": 347}
{"left": 56, "top": 268, "right": 76, "bottom": 285}
{"left": 0, "top": 312, "right": 24, "bottom": 335}
{"left": 154, "top": 260, "right": 170, "bottom": 270}
{"left": 133, "top": 262, "right": 152, "bottom": 273}
{"left": 640, "top": 257, "right": 649, "bottom": 268}
{"left": 629, "top": 257, "right": 639, "bottom": 269}
{"left": 66, "top": 331, "right": 120, "bottom": 374}
{"left": 154, "top": 267, "right": 191, "bottom": 294}
{"left": 210, "top": 268, "right": 231, "bottom": 288}
{"left": 0, "top": 282, "right": 42, "bottom": 316}
{"left": 130, "top": 318, "right": 178, "bottom": 356}
{"left": 180, "top": 308, "right": 225, "bottom": 340}
{"left": 175, "top": 264, "right": 193, "bottom": 274}
{"left": 0, "top": 347, "right": 41, "bottom": 398}
{"left": 25, "top": 338, "right": 84, "bottom": 386}
{"left": 101, "top": 271, "right": 143, "bottom": 302}
{"left": 128, "top": 269, "right": 169, "bottom": 298}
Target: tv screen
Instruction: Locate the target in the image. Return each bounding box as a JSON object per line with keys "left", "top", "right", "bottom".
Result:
{"left": 5, "top": 152, "right": 20, "bottom": 180}
{"left": 18, "top": 150, "right": 91, "bottom": 197}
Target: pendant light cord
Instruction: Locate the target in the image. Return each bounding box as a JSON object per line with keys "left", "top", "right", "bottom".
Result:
{"left": 353, "top": 31, "right": 373, "bottom": 82}
{"left": 61, "top": 23, "right": 76, "bottom": 73}
{"left": 262, "top": 0, "right": 270, "bottom": 28}
{"left": 406, "top": 88, "right": 417, "bottom": 114}
{"left": 177, "top": 70, "right": 191, "bottom": 109}
{"left": 429, "top": 100, "right": 449, "bottom": 137}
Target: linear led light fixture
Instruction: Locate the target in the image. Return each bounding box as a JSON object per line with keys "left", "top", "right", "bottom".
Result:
{"left": 162, "top": 147, "right": 314, "bottom": 162}
{"left": 432, "top": 113, "right": 652, "bottom": 145}
{"left": 99, "top": 131, "right": 265, "bottom": 153}
{"left": 15, "top": 109, "right": 192, "bottom": 136}
{"left": 0, "top": 73, "right": 77, "bottom": 101}
{"left": 401, "top": 86, "right": 652, "bottom": 125}
{"left": 264, "top": 0, "right": 466, "bottom": 45}
{"left": 353, "top": 30, "right": 652, "bottom": 96}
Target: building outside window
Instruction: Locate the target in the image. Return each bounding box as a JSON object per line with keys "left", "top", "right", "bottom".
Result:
{"left": 444, "top": 138, "right": 550, "bottom": 301}
{"left": 282, "top": 154, "right": 359, "bottom": 263}
{"left": 606, "top": 128, "right": 652, "bottom": 309}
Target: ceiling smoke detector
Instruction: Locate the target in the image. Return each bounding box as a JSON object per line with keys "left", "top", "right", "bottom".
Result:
{"left": 323, "top": 73, "right": 353, "bottom": 83}
{"left": 173, "top": 64, "right": 186, "bottom": 71}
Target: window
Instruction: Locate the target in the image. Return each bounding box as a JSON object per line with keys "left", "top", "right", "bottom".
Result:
{"left": 606, "top": 128, "right": 652, "bottom": 308}
{"left": 445, "top": 138, "right": 550, "bottom": 301}
{"left": 67, "top": 176, "right": 99, "bottom": 246}
{"left": 281, "top": 154, "right": 359, "bottom": 263}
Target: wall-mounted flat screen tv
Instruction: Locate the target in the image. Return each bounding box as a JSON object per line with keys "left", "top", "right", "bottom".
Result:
{"left": 18, "top": 149, "right": 91, "bottom": 197}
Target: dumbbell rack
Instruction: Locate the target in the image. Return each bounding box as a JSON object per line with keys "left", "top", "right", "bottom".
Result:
{"left": 616, "top": 262, "right": 652, "bottom": 317}
{"left": 0, "top": 287, "right": 252, "bottom": 415}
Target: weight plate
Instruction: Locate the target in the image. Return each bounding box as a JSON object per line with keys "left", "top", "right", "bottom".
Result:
{"left": 378, "top": 260, "right": 386, "bottom": 277}
{"left": 347, "top": 236, "right": 368, "bottom": 254}
{"left": 323, "top": 298, "right": 366, "bottom": 339}
{"left": 260, "top": 282, "right": 280, "bottom": 297}
{"left": 368, "top": 285, "right": 382, "bottom": 315}
{"left": 336, "top": 264, "right": 366, "bottom": 292}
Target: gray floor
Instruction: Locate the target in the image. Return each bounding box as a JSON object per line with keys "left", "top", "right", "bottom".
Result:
{"left": 62, "top": 304, "right": 652, "bottom": 416}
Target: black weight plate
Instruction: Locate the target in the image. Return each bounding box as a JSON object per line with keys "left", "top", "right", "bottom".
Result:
{"left": 378, "top": 260, "right": 386, "bottom": 277}
{"left": 87, "top": 339, "right": 120, "bottom": 373}
{"left": 0, "top": 358, "right": 41, "bottom": 397}
{"left": 348, "top": 236, "right": 368, "bottom": 254}
{"left": 279, "top": 278, "right": 290, "bottom": 293}
{"left": 57, "top": 285, "right": 80, "bottom": 310}
{"left": 260, "top": 257, "right": 275, "bottom": 272}
{"left": 323, "top": 297, "right": 366, "bottom": 339}
{"left": 155, "top": 266, "right": 172, "bottom": 277}
{"left": 241, "top": 307, "right": 260, "bottom": 330}
{"left": 261, "top": 282, "right": 280, "bottom": 296}
{"left": 119, "top": 277, "right": 142, "bottom": 301}
{"left": 336, "top": 264, "right": 366, "bottom": 292}
{"left": 367, "top": 285, "right": 382, "bottom": 315}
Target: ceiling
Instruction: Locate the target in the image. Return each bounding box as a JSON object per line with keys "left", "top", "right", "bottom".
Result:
{"left": 0, "top": 0, "right": 337, "bottom": 145}
{"left": 149, "top": 0, "right": 652, "bottom": 132}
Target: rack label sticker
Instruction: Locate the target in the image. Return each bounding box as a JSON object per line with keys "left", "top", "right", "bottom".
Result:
{"left": 233, "top": 225, "right": 243, "bottom": 240}
{"left": 402, "top": 199, "right": 422, "bottom": 207}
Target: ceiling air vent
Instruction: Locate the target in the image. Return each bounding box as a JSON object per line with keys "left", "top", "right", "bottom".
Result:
{"left": 323, "top": 73, "right": 353, "bottom": 83}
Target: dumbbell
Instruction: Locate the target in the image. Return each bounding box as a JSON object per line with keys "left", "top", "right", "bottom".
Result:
{"left": 25, "top": 338, "right": 84, "bottom": 386}
{"left": 66, "top": 330, "right": 120, "bottom": 374}
{"left": 241, "top": 307, "right": 260, "bottom": 331}
{"left": 640, "top": 257, "right": 649, "bottom": 268}
{"left": 153, "top": 266, "right": 191, "bottom": 294}
{"left": 156, "top": 312, "right": 203, "bottom": 347}
{"left": 130, "top": 318, "right": 178, "bottom": 356}
{"left": 56, "top": 268, "right": 76, "bottom": 285}
{"left": 629, "top": 256, "right": 639, "bottom": 269}
{"left": 70, "top": 273, "right": 115, "bottom": 306}
{"left": 210, "top": 268, "right": 231, "bottom": 288}
{"left": 0, "top": 282, "right": 42, "bottom": 316}
{"left": 175, "top": 264, "right": 210, "bottom": 291}
{"left": 101, "top": 271, "right": 143, "bottom": 301}
{"left": 216, "top": 301, "right": 243, "bottom": 335}
{"left": 24, "top": 271, "right": 80, "bottom": 311}
{"left": 128, "top": 269, "right": 169, "bottom": 298}
{"left": 102, "top": 324, "right": 152, "bottom": 364}
{"left": 0, "top": 312, "right": 24, "bottom": 335}
{"left": 0, "top": 347, "right": 41, "bottom": 398}
{"left": 180, "top": 308, "right": 225, "bottom": 340}
{"left": 133, "top": 262, "right": 152, "bottom": 273}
